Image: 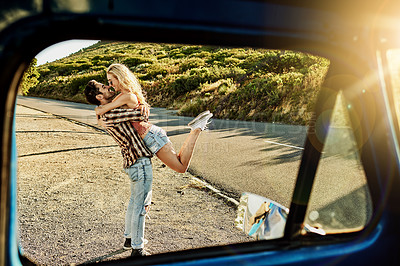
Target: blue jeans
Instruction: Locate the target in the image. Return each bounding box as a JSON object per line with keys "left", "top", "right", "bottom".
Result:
{"left": 124, "top": 157, "right": 153, "bottom": 249}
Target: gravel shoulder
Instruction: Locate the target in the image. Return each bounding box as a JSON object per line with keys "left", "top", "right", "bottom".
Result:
{"left": 16, "top": 105, "right": 251, "bottom": 265}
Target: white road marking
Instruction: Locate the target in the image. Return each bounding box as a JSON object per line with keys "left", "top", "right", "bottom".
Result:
{"left": 264, "top": 140, "right": 304, "bottom": 150}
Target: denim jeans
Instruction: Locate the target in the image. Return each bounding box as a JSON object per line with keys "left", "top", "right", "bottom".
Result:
{"left": 124, "top": 157, "right": 153, "bottom": 249}
{"left": 143, "top": 125, "right": 170, "bottom": 155}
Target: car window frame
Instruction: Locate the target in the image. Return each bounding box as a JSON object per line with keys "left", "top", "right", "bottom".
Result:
{"left": 2, "top": 1, "right": 400, "bottom": 265}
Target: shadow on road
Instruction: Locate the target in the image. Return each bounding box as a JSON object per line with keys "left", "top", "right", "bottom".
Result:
{"left": 18, "top": 145, "right": 118, "bottom": 158}
{"left": 81, "top": 248, "right": 129, "bottom": 264}
{"left": 16, "top": 130, "right": 105, "bottom": 135}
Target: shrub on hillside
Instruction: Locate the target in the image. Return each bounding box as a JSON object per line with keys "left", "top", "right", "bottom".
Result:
{"left": 179, "top": 46, "right": 204, "bottom": 55}
{"left": 166, "top": 66, "right": 245, "bottom": 97}
{"left": 19, "top": 58, "right": 40, "bottom": 95}
{"left": 205, "top": 49, "right": 233, "bottom": 65}
{"left": 38, "top": 67, "right": 51, "bottom": 79}
{"left": 141, "top": 63, "right": 169, "bottom": 80}
{"left": 123, "top": 57, "right": 153, "bottom": 67}
{"left": 179, "top": 58, "right": 206, "bottom": 72}
{"left": 224, "top": 57, "right": 242, "bottom": 67}
{"left": 239, "top": 50, "right": 319, "bottom": 75}
{"left": 44, "top": 61, "right": 93, "bottom": 76}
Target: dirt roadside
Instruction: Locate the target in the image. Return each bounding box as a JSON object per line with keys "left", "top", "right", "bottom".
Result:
{"left": 16, "top": 105, "right": 252, "bottom": 265}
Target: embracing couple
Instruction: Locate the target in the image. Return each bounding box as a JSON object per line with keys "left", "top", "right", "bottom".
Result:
{"left": 84, "top": 63, "right": 212, "bottom": 257}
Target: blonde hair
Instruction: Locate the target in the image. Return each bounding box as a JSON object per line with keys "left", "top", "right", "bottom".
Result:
{"left": 107, "top": 63, "right": 148, "bottom": 106}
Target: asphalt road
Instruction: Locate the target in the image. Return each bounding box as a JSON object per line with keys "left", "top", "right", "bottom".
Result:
{"left": 16, "top": 96, "right": 307, "bottom": 206}
{"left": 16, "top": 96, "right": 371, "bottom": 231}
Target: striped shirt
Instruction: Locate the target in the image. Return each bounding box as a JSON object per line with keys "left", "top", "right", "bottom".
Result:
{"left": 103, "top": 108, "right": 152, "bottom": 168}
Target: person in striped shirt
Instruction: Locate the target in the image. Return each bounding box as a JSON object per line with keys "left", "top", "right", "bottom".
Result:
{"left": 85, "top": 77, "right": 212, "bottom": 257}
{"left": 85, "top": 81, "right": 153, "bottom": 257}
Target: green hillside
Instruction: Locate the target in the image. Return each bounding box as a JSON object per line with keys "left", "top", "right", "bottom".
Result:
{"left": 28, "top": 41, "right": 329, "bottom": 125}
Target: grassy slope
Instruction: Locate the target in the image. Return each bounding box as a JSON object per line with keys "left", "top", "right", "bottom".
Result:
{"left": 29, "top": 41, "right": 329, "bottom": 125}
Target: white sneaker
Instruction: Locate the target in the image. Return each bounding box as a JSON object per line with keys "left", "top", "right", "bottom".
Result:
{"left": 188, "top": 111, "right": 213, "bottom": 131}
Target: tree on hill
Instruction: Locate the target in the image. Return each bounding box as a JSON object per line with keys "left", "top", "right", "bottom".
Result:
{"left": 19, "top": 58, "right": 40, "bottom": 96}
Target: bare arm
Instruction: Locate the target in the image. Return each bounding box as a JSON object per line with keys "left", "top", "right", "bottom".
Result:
{"left": 95, "top": 93, "right": 138, "bottom": 116}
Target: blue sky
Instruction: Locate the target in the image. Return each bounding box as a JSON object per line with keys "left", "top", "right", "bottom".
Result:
{"left": 35, "top": 39, "right": 100, "bottom": 65}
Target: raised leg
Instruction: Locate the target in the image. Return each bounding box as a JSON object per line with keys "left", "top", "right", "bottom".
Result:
{"left": 155, "top": 128, "right": 201, "bottom": 173}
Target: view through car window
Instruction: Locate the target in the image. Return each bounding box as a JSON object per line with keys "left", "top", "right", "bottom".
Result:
{"left": 15, "top": 41, "right": 351, "bottom": 264}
